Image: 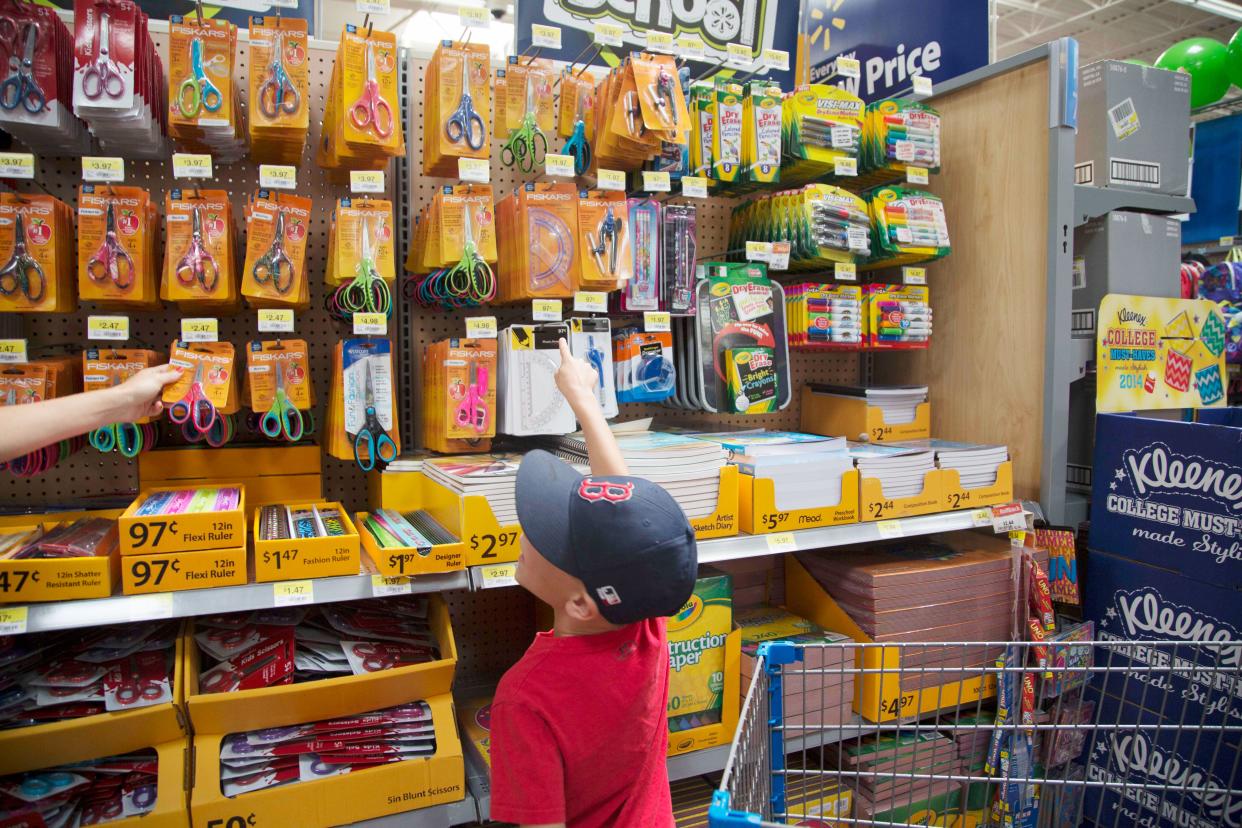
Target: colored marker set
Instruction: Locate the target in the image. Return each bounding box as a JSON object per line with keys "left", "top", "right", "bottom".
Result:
{"left": 258, "top": 504, "right": 348, "bottom": 541}
{"left": 728, "top": 184, "right": 870, "bottom": 271}
{"left": 133, "top": 486, "right": 241, "bottom": 516}
{"left": 864, "top": 284, "right": 933, "bottom": 349}
{"left": 866, "top": 186, "right": 951, "bottom": 266}
{"left": 786, "top": 283, "right": 863, "bottom": 351}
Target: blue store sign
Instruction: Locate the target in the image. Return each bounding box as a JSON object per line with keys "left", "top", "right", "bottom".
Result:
{"left": 803, "top": 0, "right": 989, "bottom": 101}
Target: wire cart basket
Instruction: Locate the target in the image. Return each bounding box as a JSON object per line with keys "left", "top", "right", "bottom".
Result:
{"left": 708, "top": 638, "right": 1242, "bottom": 827}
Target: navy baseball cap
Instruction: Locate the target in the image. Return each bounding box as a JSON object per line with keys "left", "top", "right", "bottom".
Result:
{"left": 516, "top": 449, "right": 698, "bottom": 625}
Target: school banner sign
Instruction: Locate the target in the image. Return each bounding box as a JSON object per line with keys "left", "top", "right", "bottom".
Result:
{"left": 802, "top": 0, "right": 989, "bottom": 101}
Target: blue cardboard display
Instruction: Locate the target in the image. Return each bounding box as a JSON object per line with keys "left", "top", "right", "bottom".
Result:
{"left": 1083, "top": 549, "right": 1242, "bottom": 730}
{"left": 1089, "top": 413, "right": 1242, "bottom": 588}
{"left": 1081, "top": 691, "right": 1241, "bottom": 828}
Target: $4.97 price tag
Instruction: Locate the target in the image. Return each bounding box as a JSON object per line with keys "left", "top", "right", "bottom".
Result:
{"left": 274, "top": 579, "right": 314, "bottom": 607}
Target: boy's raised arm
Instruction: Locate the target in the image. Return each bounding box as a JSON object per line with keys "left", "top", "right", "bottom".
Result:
{"left": 555, "top": 338, "right": 629, "bottom": 477}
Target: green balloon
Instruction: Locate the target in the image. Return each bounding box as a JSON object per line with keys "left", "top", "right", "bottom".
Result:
{"left": 1156, "top": 37, "right": 1231, "bottom": 108}
{"left": 1228, "top": 28, "right": 1242, "bottom": 88}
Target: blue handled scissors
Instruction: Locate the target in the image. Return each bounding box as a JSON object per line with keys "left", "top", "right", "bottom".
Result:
{"left": 260, "top": 362, "right": 305, "bottom": 442}
{"left": 352, "top": 359, "right": 397, "bottom": 472}
{"left": 168, "top": 362, "right": 218, "bottom": 437}
{"left": 0, "top": 23, "right": 45, "bottom": 114}
{"left": 445, "top": 56, "right": 485, "bottom": 151}
{"left": 90, "top": 421, "right": 143, "bottom": 457}
{"left": 562, "top": 85, "right": 591, "bottom": 176}
{"left": 177, "top": 37, "right": 222, "bottom": 119}
{"left": 257, "top": 30, "right": 300, "bottom": 119}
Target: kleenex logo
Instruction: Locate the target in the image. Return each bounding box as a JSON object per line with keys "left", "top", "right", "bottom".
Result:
{"left": 1116, "top": 587, "right": 1241, "bottom": 669}
{"left": 1108, "top": 732, "right": 1241, "bottom": 827}
{"left": 1123, "top": 442, "right": 1242, "bottom": 513}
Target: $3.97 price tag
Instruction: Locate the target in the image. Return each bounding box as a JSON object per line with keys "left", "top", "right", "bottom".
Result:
{"left": 468, "top": 529, "right": 519, "bottom": 561}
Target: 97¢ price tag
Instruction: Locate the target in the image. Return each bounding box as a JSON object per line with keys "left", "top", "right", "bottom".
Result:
{"left": 532, "top": 299, "right": 562, "bottom": 321}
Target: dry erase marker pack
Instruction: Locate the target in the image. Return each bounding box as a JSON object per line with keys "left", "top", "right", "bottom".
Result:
{"left": 863, "top": 283, "right": 932, "bottom": 349}
{"left": 866, "top": 186, "right": 950, "bottom": 267}
{"left": 864, "top": 99, "right": 941, "bottom": 175}
{"left": 782, "top": 85, "right": 864, "bottom": 184}
{"left": 786, "top": 283, "right": 862, "bottom": 351}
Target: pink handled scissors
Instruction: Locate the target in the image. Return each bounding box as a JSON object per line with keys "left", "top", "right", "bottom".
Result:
{"left": 168, "top": 362, "right": 218, "bottom": 438}
{"left": 175, "top": 205, "right": 219, "bottom": 294}
{"left": 81, "top": 11, "right": 124, "bottom": 100}
{"left": 454, "top": 363, "right": 489, "bottom": 434}
{"left": 349, "top": 40, "right": 393, "bottom": 139}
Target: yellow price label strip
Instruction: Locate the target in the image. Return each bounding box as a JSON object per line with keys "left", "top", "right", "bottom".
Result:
{"left": 907, "top": 166, "right": 929, "bottom": 185}
{"left": 836, "top": 57, "right": 861, "bottom": 78}
{"left": 479, "top": 563, "right": 517, "bottom": 588}
{"left": 545, "top": 154, "right": 576, "bottom": 177}
{"left": 913, "top": 75, "right": 933, "bottom": 96}
{"left": 902, "top": 266, "right": 927, "bottom": 285}
{"left": 760, "top": 49, "right": 789, "bottom": 71}
{"left": 172, "top": 153, "right": 213, "bottom": 179}
{"left": 180, "top": 318, "right": 218, "bottom": 342}
{"left": 646, "top": 32, "right": 674, "bottom": 53}
{"left": 834, "top": 157, "right": 858, "bottom": 176}
{"left": 88, "top": 315, "right": 129, "bottom": 341}
{"left": 681, "top": 176, "right": 708, "bottom": 198}
{"left": 273, "top": 579, "right": 314, "bottom": 607}
{"left": 597, "top": 169, "right": 626, "bottom": 191}
{"left": 259, "top": 164, "right": 297, "bottom": 189}
{"left": 876, "top": 520, "right": 904, "bottom": 539}
{"left": 123, "top": 593, "right": 174, "bottom": 622}
{"left": 531, "top": 24, "right": 562, "bottom": 49}
{"left": 356, "top": 0, "right": 391, "bottom": 13}
{"left": 371, "top": 574, "right": 412, "bottom": 597}
{"left": 745, "top": 240, "right": 770, "bottom": 262}
{"left": 0, "top": 339, "right": 28, "bottom": 364}
{"left": 835, "top": 262, "right": 857, "bottom": 282}
{"left": 466, "top": 316, "right": 498, "bottom": 339}
{"left": 350, "top": 170, "right": 386, "bottom": 193}
{"left": 459, "top": 5, "right": 490, "bottom": 26}
{"left": 593, "top": 21, "right": 624, "bottom": 47}
{"left": 352, "top": 312, "right": 387, "bottom": 336}
{"left": 1221, "top": 236, "right": 1236, "bottom": 248}
{"left": 725, "top": 43, "right": 752, "bottom": 66}
{"left": 677, "top": 34, "right": 705, "bottom": 59}
{"left": 258, "top": 309, "right": 295, "bottom": 333}
{"left": 532, "top": 299, "right": 562, "bottom": 321}
{"left": 574, "top": 291, "right": 607, "bottom": 313}
{"left": 82, "top": 156, "right": 124, "bottom": 182}
{"left": 0, "top": 606, "right": 27, "bottom": 635}
{"left": 765, "top": 532, "right": 797, "bottom": 553}
{"left": 644, "top": 311, "right": 670, "bottom": 332}
{"left": 458, "top": 157, "right": 490, "bottom": 184}
{"left": 642, "top": 171, "right": 670, "bottom": 192}
{"left": 0, "top": 152, "right": 34, "bottom": 179}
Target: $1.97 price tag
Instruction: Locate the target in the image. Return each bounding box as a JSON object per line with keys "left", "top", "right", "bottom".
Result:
{"left": 372, "top": 574, "right": 412, "bottom": 597}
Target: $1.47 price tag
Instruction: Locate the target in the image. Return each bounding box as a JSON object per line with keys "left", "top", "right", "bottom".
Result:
{"left": 274, "top": 579, "right": 314, "bottom": 607}
{"left": 0, "top": 606, "right": 27, "bottom": 635}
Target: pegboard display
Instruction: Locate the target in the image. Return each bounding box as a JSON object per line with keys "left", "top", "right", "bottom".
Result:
{"left": 0, "top": 29, "right": 385, "bottom": 511}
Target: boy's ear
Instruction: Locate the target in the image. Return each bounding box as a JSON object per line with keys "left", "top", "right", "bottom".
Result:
{"left": 563, "top": 588, "right": 601, "bottom": 623}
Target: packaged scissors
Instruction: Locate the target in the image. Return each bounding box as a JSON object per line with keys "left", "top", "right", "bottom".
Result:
{"left": 0, "top": 357, "right": 86, "bottom": 476}
{"left": 83, "top": 347, "right": 161, "bottom": 456}
{"left": 0, "top": 3, "right": 91, "bottom": 154}
{"left": 0, "top": 192, "right": 75, "bottom": 313}
{"left": 162, "top": 341, "right": 241, "bottom": 446}
{"left": 245, "top": 339, "right": 313, "bottom": 444}
{"left": 318, "top": 24, "right": 403, "bottom": 172}
{"left": 326, "top": 197, "right": 394, "bottom": 321}
{"left": 168, "top": 15, "right": 244, "bottom": 162}
{"left": 242, "top": 190, "right": 311, "bottom": 309}
{"left": 162, "top": 188, "right": 237, "bottom": 310}
{"left": 248, "top": 15, "right": 309, "bottom": 165}
{"left": 422, "top": 39, "right": 491, "bottom": 177}
{"left": 326, "top": 338, "right": 400, "bottom": 467}
{"left": 78, "top": 184, "right": 161, "bottom": 309}
{"left": 403, "top": 185, "right": 496, "bottom": 309}
{"left": 421, "top": 337, "right": 496, "bottom": 453}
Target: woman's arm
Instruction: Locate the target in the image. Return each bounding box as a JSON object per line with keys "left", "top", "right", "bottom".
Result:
{"left": 0, "top": 364, "right": 181, "bottom": 463}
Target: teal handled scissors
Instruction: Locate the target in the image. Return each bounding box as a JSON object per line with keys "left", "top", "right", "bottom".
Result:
{"left": 445, "top": 208, "right": 495, "bottom": 303}
{"left": 177, "top": 37, "right": 222, "bottom": 119}
{"left": 90, "top": 420, "right": 143, "bottom": 457}
{"left": 0, "top": 212, "right": 45, "bottom": 303}
{"left": 335, "top": 218, "right": 392, "bottom": 317}
{"left": 561, "top": 85, "right": 591, "bottom": 176}
{"left": 352, "top": 359, "right": 397, "bottom": 472}
{"left": 500, "top": 74, "right": 547, "bottom": 173}
{"left": 259, "top": 363, "right": 304, "bottom": 442}
{"left": 252, "top": 209, "right": 295, "bottom": 295}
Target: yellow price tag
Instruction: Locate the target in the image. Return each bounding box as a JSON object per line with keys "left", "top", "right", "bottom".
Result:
{"left": 677, "top": 34, "right": 705, "bottom": 59}
{"left": 531, "top": 24, "right": 562, "bottom": 49}
{"left": 745, "top": 240, "right": 770, "bottom": 262}
{"left": 836, "top": 56, "right": 861, "bottom": 78}
{"left": 971, "top": 508, "right": 993, "bottom": 527}
{"left": 458, "top": 5, "right": 490, "bottom": 26}
{"left": 0, "top": 606, "right": 27, "bottom": 635}
{"left": 82, "top": 156, "right": 124, "bottom": 182}
{"left": 902, "top": 266, "right": 927, "bottom": 285}
{"left": 258, "top": 309, "right": 295, "bottom": 333}
{"left": 912, "top": 75, "right": 933, "bottom": 96}
{"left": 0, "top": 339, "right": 27, "bottom": 364}
{"left": 646, "top": 32, "right": 674, "bottom": 53}
{"left": 480, "top": 563, "right": 517, "bottom": 588}
{"left": 642, "top": 171, "right": 670, "bottom": 192}
{"left": 768, "top": 241, "right": 790, "bottom": 270}
{"left": 725, "top": 43, "right": 752, "bottom": 66}
{"left": 574, "top": 291, "right": 608, "bottom": 313}
{"left": 466, "top": 316, "right": 498, "bottom": 339}
{"left": 597, "top": 169, "right": 626, "bottom": 191}
{"left": 532, "top": 299, "right": 562, "bottom": 321}
{"left": 259, "top": 164, "right": 297, "bottom": 189}
{"left": 834, "top": 157, "right": 858, "bottom": 176}
{"left": 907, "top": 166, "right": 929, "bottom": 185}
{"left": 681, "top": 176, "right": 708, "bottom": 198}
{"left": 88, "top": 315, "right": 129, "bottom": 341}
{"left": 371, "top": 574, "right": 412, "bottom": 597}
{"left": 458, "top": 157, "right": 490, "bottom": 184}
{"left": 273, "top": 579, "right": 314, "bottom": 606}
{"left": 172, "top": 153, "right": 213, "bottom": 179}
{"left": 835, "top": 262, "right": 857, "bottom": 282}
{"left": 644, "top": 311, "right": 671, "bottom": 332}
{"left": 180, "top": 318, "right": 218, "bottom": 342}
{"left": 876, "top": 519, "right": 904, "bottom": 539}
{"left": 356, "top": 0, "right": 390, "bottom": 13}
{"left": 765, "top": 532, "right": 797, "bottom": 553}
{"left": 545, "top": 154, "right": 576, "bottom": 177}
{"left": 0, "top": 152, "right": 34, "bottom": 179}
{"left": 350, "top": 170, "right": 385, "bottom": 193}
{"left": 593, "top": 21, "right": 624, "bottom": 47}
{"left": 761, "top": 49, "right": 789, "bottom": 71}
{"left": 353, "top": 312, "right": 387, "bottom": 336}
{"left": 1221, "top": 236, "right": 1236, "bottom": 248}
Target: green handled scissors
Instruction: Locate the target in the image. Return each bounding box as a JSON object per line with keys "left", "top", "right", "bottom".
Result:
{"left": 90, "top": 421, "right": 143, "bottom": 457}
{"left": 259, "top": 362, "right": 305, "bottom": 442}
{"left": 500, "top": 74, "right": 547, "bottom": 173}
{"left": 445, "top": 208, "right": 495, "bottom": 303}
{"left": 336, "top": 218, "right": 392, "bottom": 317}
{"left": 177, "top": 37, "right": 223, "bottom": 119}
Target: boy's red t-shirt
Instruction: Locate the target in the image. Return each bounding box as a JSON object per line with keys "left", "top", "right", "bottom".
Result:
{"left": 489, "top": 617, "right": 674, "bottom": 827}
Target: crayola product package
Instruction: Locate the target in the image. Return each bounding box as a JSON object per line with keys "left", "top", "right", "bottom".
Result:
{"left": 711, "top": 79, "right": 744, "bottom": 184}
{"left": 782, "top": 85, "right": 865, "bottom": 187}
{"left": 743, "top": 81, "right": 781, "bottom": 186}
{"left": 667, "top": 569, "right": 732, "bottom": 732}
{"left": 725, "top": 346, "right": 778, "bottom": 413}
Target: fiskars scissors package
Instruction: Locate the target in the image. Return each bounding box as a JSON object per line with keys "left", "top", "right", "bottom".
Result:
{"left": 422, "top": 337, "right": 496, "bottom": 454}
{"left": 248, "top": 15, "right": 309, "bottom": 164}
{"left": 162, "top": 341, "right": 240, "bottom": 417}
{"left": 242, "top": 191, "right": 311, "bottom": 309}
{"left": 501, "top": 56, "right": 554, "bottom": 137}
{"left": 83, "top": 348, "right": 159, "bottom": 425}
{"left": 78, "top": 185, "right": 160, "bottom": 309}
{"left": 326, "top": 197, "right": 394, "bottom": 287}
{"left": 576, "top": 189, "right": 630, "bottom": 290}
{"left": 246, "top": 340, "right": 313, "bottom": 421}
{"left": 318, "top": 25, "right": 403, "bottom": 172}
{"left": 0, "top": 192, "right": 75, "bottom": 313}
{"left": 0, "top": 3, "right": 76, "bottom": 142}
{"left": 168, "top": 16, "right": 245, "bottom": 161}
{"left": 423, "top": 40, "right": 491, "bottom": 177}
{"left": 557, "top": 71, "right": 594, "bottom": 141}
{"left": 162, "top": 189, "right": 236, "bottom": 310}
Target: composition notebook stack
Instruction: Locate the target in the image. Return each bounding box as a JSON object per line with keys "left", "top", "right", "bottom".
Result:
{"left": 691, "top": 431, "right": 855, "bottom": 511}
{"left": 797, "top": 534, "right": 1044, "bottom": 693}
{"left": 812, "top": 384, "right": 929, "bottom": 424}
{"left": 847, "top": 443, "right": 936, "bottom": 499}
{"left": 420, "top": 453, "right": 526, "bottom": 525}
{"left": 901, "top": 439, "right": 1009, "bottom": 489}
{"left": 835, "top": 731, "right": 964, "bottom": 823}
{"left": 533, "top": 430, "right": 726, "bottom": 519}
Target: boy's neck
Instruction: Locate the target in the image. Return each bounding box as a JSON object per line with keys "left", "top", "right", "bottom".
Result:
{"left": 552, "top": 609, "right": 625, "bottom": 637}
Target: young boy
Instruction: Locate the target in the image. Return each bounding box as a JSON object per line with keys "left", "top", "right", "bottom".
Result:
{"left": 489, "top": 340, "right": 698, "bottom": 828}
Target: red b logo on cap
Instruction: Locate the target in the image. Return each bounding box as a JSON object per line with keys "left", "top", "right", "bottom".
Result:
{"left": 578, "top": 478, "right": 635, "bottom": 503}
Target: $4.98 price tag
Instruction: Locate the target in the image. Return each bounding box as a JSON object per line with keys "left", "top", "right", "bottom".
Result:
{"left": 353, "top": 312, "right": 387, "bottom": 336}
{"left": 466, "top": 316, "right": 497, "bottom": 338}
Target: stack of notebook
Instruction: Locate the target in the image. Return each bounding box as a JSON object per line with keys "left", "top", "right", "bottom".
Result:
{"left": 889, "top": 439, "right": 1009, "bottom": 490}
{"left": 421, "top": 453, "right": 526, "bottom": 525}
{"left": 833, "top": 731, "right": 963, "bottom": 813}
{"left": 797, "top": 534, "right": 1045, "bottom": 694}
{"left": 691, "top": 431, "right": 855, "bottom": 511}
{"left": 848, "top": 443, "right": 936, "bottom": 499}
{"left": 810, "top": 384, "right": 928, "bottom": 424}
{"left": 938, "top": 710, "right": 994, "bottom": 770}
{"left": 533, "top": 430, "right": 726, "bottom": 519}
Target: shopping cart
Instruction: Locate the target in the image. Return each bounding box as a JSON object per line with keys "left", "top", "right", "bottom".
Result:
{"left": 708, "top": 639, "right": 1242, "bottom": 827}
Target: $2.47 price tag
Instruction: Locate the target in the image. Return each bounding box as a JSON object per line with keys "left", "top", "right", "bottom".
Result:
{"left": 88, "top": 315, "right": 129, "bottom": 340}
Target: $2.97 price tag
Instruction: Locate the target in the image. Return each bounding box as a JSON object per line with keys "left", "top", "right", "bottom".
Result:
{"left": 469, "top": 529, "right": 519, "bottom": 560}
{"left": 479, "top": 563, "right": 517, "bottom": 588}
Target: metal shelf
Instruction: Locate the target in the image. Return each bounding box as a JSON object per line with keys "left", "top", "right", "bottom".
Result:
{"left": 1074, "top": 184, "right": 1195, "bottom": 228}
{"left": 17, "top": 569, "right": 470, "bottom": 634}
